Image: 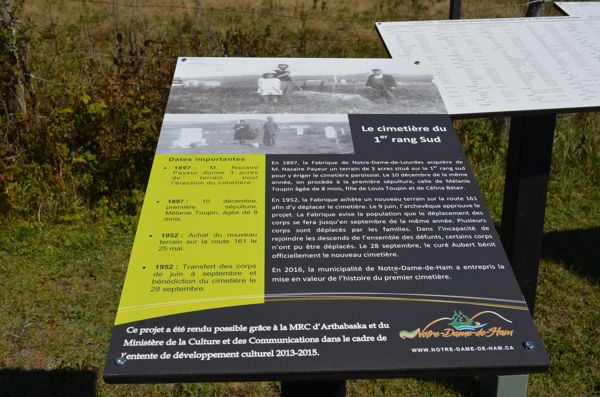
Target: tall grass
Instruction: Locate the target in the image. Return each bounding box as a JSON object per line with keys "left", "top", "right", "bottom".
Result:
{"left": 0, "top": 0, "right": 492, "bottom": 219}
{"left": 0, "top": 0, "right": 598, "bottom": 224}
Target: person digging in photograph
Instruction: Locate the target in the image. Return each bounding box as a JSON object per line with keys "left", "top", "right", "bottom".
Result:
{"left": 274, "top": 64, "right": 295, "bottom": 103}
{"left": 366, "top": 68, "right": 397, "bottom": 103}
{"left": 263, "top": 116, "right": 278, "bottom": 147}
{"left": 258, "top": 72, "right": 282, "bottom": 103}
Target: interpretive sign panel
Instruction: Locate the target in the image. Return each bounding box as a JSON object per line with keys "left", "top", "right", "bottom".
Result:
{"left": 377, "top": 17, "right": 600, "bottom": 115}
{"left": 556, "top": 2, "right": 600, "bottom": 17}
{"left": 104, "top": 57, "right": 548, "bottom": 383}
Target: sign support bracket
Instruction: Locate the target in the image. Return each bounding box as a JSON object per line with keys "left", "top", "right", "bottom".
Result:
{"left": 481, "top": 374, "right": 529, "bottom": 397}
{"left": 281, "top": 380, "right": 346, "bottom": 397}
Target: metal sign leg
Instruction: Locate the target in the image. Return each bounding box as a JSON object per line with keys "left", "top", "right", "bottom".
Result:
{"left": 449, "top": 0, "right": 462, "bottom": 19}
{"left": 281, "top": 380, "right": 346, "bottom": 397}
{"left": 500, "top": 113, "right": 556, "bottom": 313}
{"left": 481, "top": 113, "right": 556, "bottom": 397}
{"left": 481, "top": 374, "right": 529, "bottom": 397}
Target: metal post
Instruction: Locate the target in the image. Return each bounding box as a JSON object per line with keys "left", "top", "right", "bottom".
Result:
{"left": 526, "top": 0, "right": 545, "bottom": 17}
{"left": 482, "top": 2, "right": 552, "bottom": 393}
{"left": 501, "top": 114, "right": 556, "bottom": 313}
{"left": 481, "top": 114, "right": 556, "bottom": 397}
{"left": 481, "top": 374, "right": 529, "bottom": 397}
{"left": 281, "top": 380, "right": 346, "bottom": 397}
{"left": 449, "top": 0, "right": 462, "bottom": 19}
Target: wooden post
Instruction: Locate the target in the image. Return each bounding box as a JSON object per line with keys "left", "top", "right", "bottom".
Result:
{"left": 0, "top": 0, "right": 26, "bottom": 115}
{"left": 194, "top": 0, "right": 224, "bottom": 56}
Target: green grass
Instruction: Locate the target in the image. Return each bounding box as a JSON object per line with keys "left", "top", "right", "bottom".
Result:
{"left": 0, "top": 216, "right": 281, "bottom": 397}
{"left": 1, "top": 112, "right": 599, "bottom": 396}
{"left": 1, "top": 0, "right": 600, "bottom": 395}
{"left": 165, "top": 84, "right": 446, "bottom": 115}
{"left": 0, "top": 218, "right": 598, "bottom": 396}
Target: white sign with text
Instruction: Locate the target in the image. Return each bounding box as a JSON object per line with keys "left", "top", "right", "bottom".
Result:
{"left": 555, "top": 2, "right": 600, "bottom": 17}
{"left": 377, "top": 17, "right": 600, "bottom": 115}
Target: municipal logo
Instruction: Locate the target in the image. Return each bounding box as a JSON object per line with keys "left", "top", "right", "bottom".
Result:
{"left": 399, "top": 310, "right": 514, "bottom": 340}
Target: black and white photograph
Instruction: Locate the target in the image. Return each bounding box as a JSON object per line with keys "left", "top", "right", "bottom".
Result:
{"left": 165, "top": 57, "right": 446, "bottom": 114}
{"left": 157, "top": 113, "right": 354, "bottom": 154}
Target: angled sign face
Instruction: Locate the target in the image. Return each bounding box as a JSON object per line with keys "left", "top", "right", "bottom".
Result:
{"left": 104, "top": 57, "right": 548, "bottom": 383}
{"left": 555, "top": 2, "right": 600, "bottom": 17}
{"left": 377, "top": 17, "right": 600, "bottom": 116}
